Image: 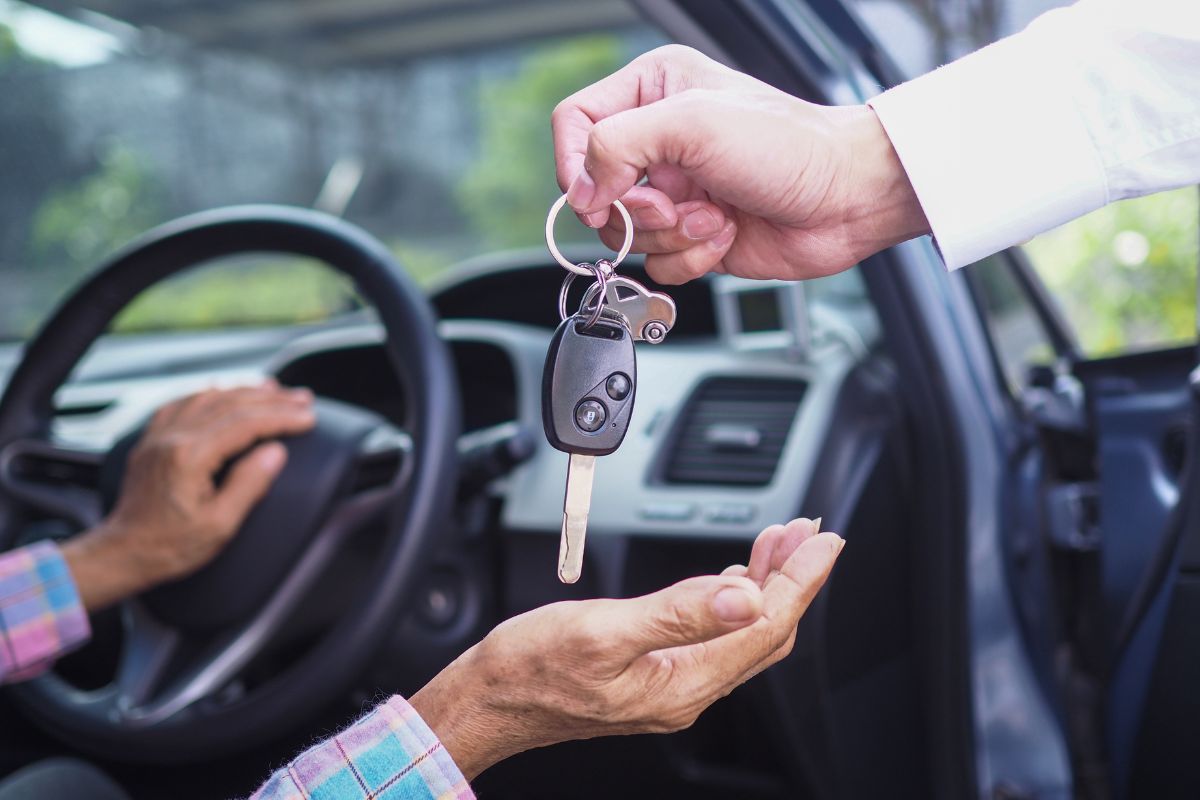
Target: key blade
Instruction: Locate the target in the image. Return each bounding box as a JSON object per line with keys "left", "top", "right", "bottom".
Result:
{"left": 559, "top": 454, "right": 596, "bottom": 584}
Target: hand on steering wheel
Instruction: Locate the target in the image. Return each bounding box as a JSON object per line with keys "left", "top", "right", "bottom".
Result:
{"left": 61, "top": 383, "right": 315, "bottom": 611}
{"left": 0, "top": 206, "right": 459, "bottom": 761}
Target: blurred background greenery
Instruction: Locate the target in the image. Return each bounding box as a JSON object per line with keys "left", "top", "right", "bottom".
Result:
{"left": 853, "top": 0, "right": 1199, "bottom": 359}
{"left": 0, "top": 4, "right": 636, "bottom": 340}
{"left": 1, "top": 0, "right": 1196, "bottom": 358}
{"left": 108, "top": 36, "right": 625, "bottom": 336}
{"left": 1023, "top": 189, "right": 1198, "bottom": 357}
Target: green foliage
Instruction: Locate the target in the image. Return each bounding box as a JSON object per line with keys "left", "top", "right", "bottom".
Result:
{"left": 457, "top": 35, "right": 623, "bottom": 250}
{"left": 13, "top": 33, "right": 632, "bottom": 337}
{"left": 1024, "top": 188, "right": 1198, "bottom": 356}
{"left": 388, "top": 238, "right": 456, "bottom": 287}
{"left": 0, "top": 22, "right": 21, "bottom": 65}
{"left": 0, "top": 19, "right": 43, "bottom": 69}
{"left": 29, "top": 143, "right": 163, "bottom": 281}
{"left": 112, "top": 257, "right": 359, "bottom": 334}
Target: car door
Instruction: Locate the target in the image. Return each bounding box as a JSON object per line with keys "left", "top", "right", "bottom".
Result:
{"left": 964, "top": 192, "right": 1200, "bottom": 799}
{"left": 633, "top": 2, "right": 1067, "bottom": 797}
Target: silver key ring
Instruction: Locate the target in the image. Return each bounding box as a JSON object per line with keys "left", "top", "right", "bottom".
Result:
{"left": 545, "top": 193, "right": 633, "bottom": 276}
{"left": 558, "top": 261, "right": 612, "bottom": 328}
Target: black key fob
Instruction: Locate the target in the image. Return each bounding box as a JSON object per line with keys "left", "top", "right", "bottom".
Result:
{"left": 542, "top": 315, "right": 636, "bottom": 457}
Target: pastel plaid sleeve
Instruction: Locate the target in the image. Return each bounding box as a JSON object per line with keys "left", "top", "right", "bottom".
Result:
{"left": 250, "top": 695, "right": 474, "bottom": 800}
{"left": 0, "top": 540, "right": 91, "bottom": 684}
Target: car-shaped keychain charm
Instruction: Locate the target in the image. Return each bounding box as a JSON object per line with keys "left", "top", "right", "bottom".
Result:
{"left": 578, "top": 272, "right": 677, "bottom": 343}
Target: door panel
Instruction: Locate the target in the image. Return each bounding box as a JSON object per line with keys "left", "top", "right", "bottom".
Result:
{"left": 1106, "top": 364, "right": 1199, "bottom": 798}
{"left": 967, "top": 248, "right": 1198, "bottom": 800}
{"left": 1095, "top": 391, "right": 1189, "bottom": 641}
{"left": 1069, "top": 348, "right": 1193, "bottom": 650}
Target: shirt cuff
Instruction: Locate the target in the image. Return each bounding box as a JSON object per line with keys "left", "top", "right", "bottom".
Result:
{"left": 251, "top": 695, "right": 474, "bottom": 800}
{"left": 868, "top": 23, "right": 1108, "bottom": 270}
{"left": 0, "top": 540, "right": 91, "bottom": 684}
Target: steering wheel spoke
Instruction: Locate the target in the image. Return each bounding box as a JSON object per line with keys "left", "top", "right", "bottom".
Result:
{"left": 350, "top": 423, "right": 414, "bottom": 505}
{"left": 0, "top": 437, "right": 105, "bottom": 529}
{"left": 113, "top": 601, "right": 183, "bottom": 715}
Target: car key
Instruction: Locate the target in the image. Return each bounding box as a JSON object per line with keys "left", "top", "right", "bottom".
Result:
{"left": 542, "top": 313, "right": 637, "bottom": 583}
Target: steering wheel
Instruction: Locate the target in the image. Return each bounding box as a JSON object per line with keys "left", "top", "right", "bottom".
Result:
{"left": 0, "top": 206, "right": 460, "bottom": 761}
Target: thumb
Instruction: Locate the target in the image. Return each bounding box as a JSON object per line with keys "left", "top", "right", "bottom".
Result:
{"left": 212, "top": 441, "right": 287, "bottom": 532}
{"left": 604, "top": 574, "right": 764, "bottom": 659}
{"left": 569, "top": 93, "right": 710, "bottom": 223}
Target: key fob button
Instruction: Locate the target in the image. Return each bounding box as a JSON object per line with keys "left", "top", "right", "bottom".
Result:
{"left": 574, "top": 399, "right": 607, "bottom": 432}
{"left": 605, "top": 372, "right": 631, "bottom": 401}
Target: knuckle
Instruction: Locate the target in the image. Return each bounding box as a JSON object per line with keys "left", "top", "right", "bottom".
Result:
{"left": 657, "top": 599, "right": 693, "bottom": 639}
{"left": 190, "top": 388, "right": 219, "bottom": 407}
{"left": 683, "top": 255, "right": 710, "bottom": 281}
{"left": 597, "top": 226, "right": 626, "bottom": 251}
{"left": 750, "top": 621, "right": 776, "bottom": 655}
{"left": 649, "top": 43, "right": 700, "bottom": 68}
{"left": 550, "top": 98, "right": 572, "bottom": 128}
{"left": 163, "top": 437, "right": 194, "bottom": 467}
{"left": 769, "top": 624, "right": 796, "bottom": 654}
{"left": 587, "top": 116, "right": 624, "bottom": 162}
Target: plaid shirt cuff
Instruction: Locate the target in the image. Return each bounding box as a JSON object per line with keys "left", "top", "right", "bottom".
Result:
{"left": 0, "top": 540, "right": 91, "bottom": 684}
{"left": 251, "top": 695, "right": 474, "bottom": 800}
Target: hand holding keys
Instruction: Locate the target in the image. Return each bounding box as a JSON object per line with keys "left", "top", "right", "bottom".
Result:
{"left": 543, "top": 194, "right": 676, "bottom": 583}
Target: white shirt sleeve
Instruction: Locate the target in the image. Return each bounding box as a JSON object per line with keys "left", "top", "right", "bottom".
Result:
{"left": 867, "top": 0, "right": 1200, "bottom": 270}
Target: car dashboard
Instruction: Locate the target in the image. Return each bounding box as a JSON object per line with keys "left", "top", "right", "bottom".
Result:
{"left": 9, "top": 254, "right": 877, "bottom": 546}
{"left": 0, "top": 252, "right": 900, "bottom": 799}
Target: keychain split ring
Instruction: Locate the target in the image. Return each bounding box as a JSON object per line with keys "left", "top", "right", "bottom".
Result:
{"left": 545, "top": 193, "right": 633, "bottom": 276}
{"left": 558, "top": 261, "right": 611, "bottom": 328}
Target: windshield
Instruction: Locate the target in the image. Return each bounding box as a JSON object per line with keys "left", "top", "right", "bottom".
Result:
{"left": 0, "top": 0, "right": 665, "bottom": 340}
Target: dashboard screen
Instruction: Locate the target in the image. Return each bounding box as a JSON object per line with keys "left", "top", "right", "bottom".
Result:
{"left": 735, "top": 288, "right": 785, "bottom": 333}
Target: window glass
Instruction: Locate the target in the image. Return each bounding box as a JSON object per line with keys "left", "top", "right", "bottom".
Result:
{"left": 112, "top": 256, "right": 359, "bottom": 335}
{"left": 0, "top": 0, "right": 666, "bottom": 340}
{"left": 1022, "top": 188, "right": 1198, "bottom": 357}
{"left": 966, "top": 256, "right": 1056, "bottom": 394}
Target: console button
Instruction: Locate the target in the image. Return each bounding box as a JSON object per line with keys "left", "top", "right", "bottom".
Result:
{"left": 638, "top": 502, "right": 697, "bottom": 522}
{"left": 704, "top": 503, "right": 757, "bottom": 524}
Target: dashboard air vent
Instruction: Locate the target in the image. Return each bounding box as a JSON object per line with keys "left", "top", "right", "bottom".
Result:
{"left": 663, "top": 377, "right": 806, "bottom": 487}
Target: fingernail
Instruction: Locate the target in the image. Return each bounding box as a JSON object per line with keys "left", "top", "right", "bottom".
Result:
{"left": 708, "top": 221, "right": 737, "bottom": 249}
{"left": 683, "top": 208, "right": 720, "bottom": 239}
{"left": 567, "top": 171, "right": 596, "bottom": 211}
{"left": 582, "top": 211, "right": 605, "bottom": 228}
{"left": 832, "top": 535, "right": 846, "bottom": 554}
{"left": 632, "top": 206, "right": 668, "bottom": 229}
{"left": 712, "top": 587, "right": 757, "bottom": 622}
{"left": 813, "top": 516, "right": 823, "bottom": 533}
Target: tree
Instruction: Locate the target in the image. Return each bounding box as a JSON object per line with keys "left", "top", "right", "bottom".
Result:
{"left": 23, "top": 143, "right": 164, "bottom": 329}
{"left": 1024, "top": 188, "right": 1198, "bottom": 355}
{"left": 457, "top": 35, "right": 623, "bottom": 250}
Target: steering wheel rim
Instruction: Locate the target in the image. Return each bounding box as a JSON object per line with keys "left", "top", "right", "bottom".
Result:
{"left": 0, "top": 205, "right": 460, "bottom": 761}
